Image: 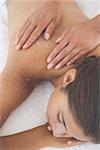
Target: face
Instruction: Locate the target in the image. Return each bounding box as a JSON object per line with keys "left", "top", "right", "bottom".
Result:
{"left": 46, "top": 86, "right": 89, "bottom": 143}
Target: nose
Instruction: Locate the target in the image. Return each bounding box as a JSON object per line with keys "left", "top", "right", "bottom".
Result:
{"left": 52, "top": 122, "right": 73, "bottom": 138}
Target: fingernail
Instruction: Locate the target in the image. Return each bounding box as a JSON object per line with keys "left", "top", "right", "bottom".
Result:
{"left": 16, "top": 44, "right": 21, "bottom": 50}
{"left": 47, "top": 63, "right": 53, "bottom": 70}
{"left": 67, "top": 62, "right": 71, "bottom": 66}
{"left": 47, "top": 57, "right": 51, "bottom": 63}
{"left": 14, "top": 38, "right": 19, "bottom": 45}
{"left": 45, "top": 33, "right": 50, "bottom": 40}
{"left": 55, "top": 37, "right": 61, "bottom": 43}
{"left": 22, "top": 44, "right": 27, "bottom": 49}
{"left": 55, "top": 64, "right": 60, "bottom": 70}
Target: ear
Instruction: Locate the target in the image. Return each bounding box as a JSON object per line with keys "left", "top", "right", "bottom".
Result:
{"left": 62, "top": 68, "right": 77, "bottom": 87}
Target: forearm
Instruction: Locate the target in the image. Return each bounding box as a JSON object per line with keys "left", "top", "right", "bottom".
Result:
{"left": 97, "top": 14, "right": 100, "bottom": 33}
{"left": 88, "top": 14, "right": 100, "bottom": 57}
{"left": 0, "top": 124, "right": 69, "bottom": 149}
{"left": 94, "top": 14, "right": 100, "bottom": 33}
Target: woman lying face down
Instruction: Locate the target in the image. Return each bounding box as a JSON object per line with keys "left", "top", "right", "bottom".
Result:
{"left": 47, "top": 56, "right": 100, "bottom": 143}
{"left": 0, "top": 0, "right": 100, "bottom": 148}
{"left": 1, "top": 56, "right": 99, "bottom": 147}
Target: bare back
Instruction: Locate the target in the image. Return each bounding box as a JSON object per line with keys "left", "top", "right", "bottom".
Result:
{"left": 8, "top": 0, "right": 90, "bottom": 81}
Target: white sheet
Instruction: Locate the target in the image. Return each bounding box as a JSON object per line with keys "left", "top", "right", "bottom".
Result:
{"left": 0, "top": 0, "right": 100, "bottom": 149}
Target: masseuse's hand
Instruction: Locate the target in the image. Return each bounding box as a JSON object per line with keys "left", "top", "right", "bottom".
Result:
{"left": 15, "top": 0, "right": 61, "bottom": 50}
{"left": 47, "top": 15, "right": 100, "bottom": 69}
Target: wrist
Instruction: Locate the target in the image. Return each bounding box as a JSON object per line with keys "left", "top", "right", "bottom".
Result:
{"left": 92, "top": 14, "right": 100, "bottom": 33}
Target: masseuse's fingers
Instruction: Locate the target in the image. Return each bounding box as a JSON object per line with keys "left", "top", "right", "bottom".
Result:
{"left": 54, "top": 47, "right": 81, "bottom": 69}
{"left": 16, "top": 23, "right": 36, "bottom": 50}
{"left": 55, "top": 28, "right": 70, "bottom": 43}
{"left": 47, "top": 42, "right": 75, "bottom": 70}
{"left": 20, "top": 20, "right": 57, "bottom": 49}
{"left": 47, "top": 29, "right": 70, "bottom": 64}
{"left": 67, "top": 49, "right": 86, "bottom": 65}
{"left": 55, "top": 47, "right": 82, "bottom": 69}
{"left": 22, "top": 23, "right": 48, "bottom": 49}
{"left": 15, "top": 1, "right": 62, "bottom": 50}
{"left": 47, "top": 37, "right": 70, "bottom": 66}
{"left": 15, "top": 19, "right": 31, "bottom": 45}
{"left": 16, "top": 19, "right": 59, "bottom": 49}
{"left": 44, "top": 19, "right": 59, "bottom": 40}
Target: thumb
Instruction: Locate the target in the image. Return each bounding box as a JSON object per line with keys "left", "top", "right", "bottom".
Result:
{"left": 44, "top": 20, "right": 58, "bottom": 40}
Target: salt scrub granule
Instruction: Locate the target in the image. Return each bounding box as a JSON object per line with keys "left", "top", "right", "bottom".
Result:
{"left": 37, "top": 66, "right": 42, "bottom": 70}
{"left": 36, "top": 41, "right": 44, "bottom": 49}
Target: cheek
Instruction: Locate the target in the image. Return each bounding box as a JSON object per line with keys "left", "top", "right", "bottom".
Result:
{"left": 47, "top": 101, "right": 59, "bottom": 125}
{"left": 47, "top": 95, "right": 61, "bottom": 120}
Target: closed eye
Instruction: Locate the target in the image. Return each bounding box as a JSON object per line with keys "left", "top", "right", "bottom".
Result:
{"left": 57, "top": 112, "right": 62, "bottom": 123}
{"left": 58, "top": 111, "right": 68, "bottom": 131}
{"left": 62, "top": 111, "right": 68, "bottom": 131}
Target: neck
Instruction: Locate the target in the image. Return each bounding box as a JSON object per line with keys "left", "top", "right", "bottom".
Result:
{"left": 50, "top": 65, "right": 73, "bottom": 87}
{"left": 50, "top": 74, "right": 65, "bottom": 87}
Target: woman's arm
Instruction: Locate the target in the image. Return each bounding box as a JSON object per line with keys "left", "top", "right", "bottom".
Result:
{"left": 0, "top": 124, "right": 82, "bottom": 149}
{"left": 0, "top": 64, "right": 35, "bottom": 127}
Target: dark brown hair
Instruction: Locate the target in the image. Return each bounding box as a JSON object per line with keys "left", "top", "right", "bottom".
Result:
{"left": 64, "top": 56, "right": 100, "bottom": 143}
